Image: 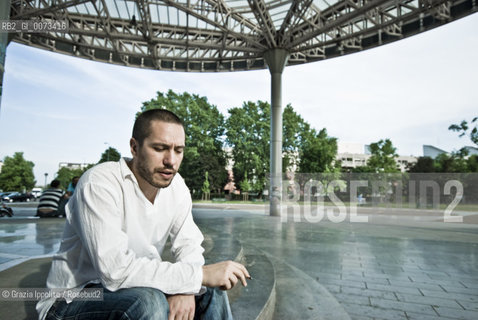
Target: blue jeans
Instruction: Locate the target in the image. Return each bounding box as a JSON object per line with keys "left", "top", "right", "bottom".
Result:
{"left": 45, "top": 284, "right": 233, "bottom": 320}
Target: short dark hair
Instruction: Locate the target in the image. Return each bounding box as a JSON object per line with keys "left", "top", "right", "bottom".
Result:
{"left": 51, "top": 180, "right": 60, "bottom": 188}
{"left": 132, "top": 109, "right": 184, "bottom": 145}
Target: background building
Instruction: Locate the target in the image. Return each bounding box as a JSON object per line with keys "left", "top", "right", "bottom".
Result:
{"left": 58, "top": 162, "right": 91, "bottom": 171}
{"left": 423, "top": 145, "right": 478, "bottom": 159}
{"left": 463, "top": 146, "right": 478, "bottom": 156}
{"left": 423, "top": 145, "right": 448, "bottom": 159}
{"left": 337, "top": 142, "right": 417, "bottom": 172}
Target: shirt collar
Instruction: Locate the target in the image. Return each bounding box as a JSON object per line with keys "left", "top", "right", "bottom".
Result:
{"left": 120, "top": 157, "right": 163, "bottom": 203}
{"left": 120, "top": 157, "right": 135, "bottom": 182}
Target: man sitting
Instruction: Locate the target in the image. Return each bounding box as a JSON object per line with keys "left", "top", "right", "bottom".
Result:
{"left": 37, "top": 109, "right": 249, "bottom": 319}
{"left": 36, "top": 180, "right": 65, "bottom": 217}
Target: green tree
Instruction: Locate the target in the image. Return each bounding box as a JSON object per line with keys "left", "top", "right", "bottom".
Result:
{"left": 226, "top": 101, "right": 338, "bottom": 192}
{"left": 283, "top": 104, "right": 310, "bottom": 171}
{"left": 226, "top": 101, "right": 270, "bottom": 192}
{"left": 141, "top": 90, "right": 228, "bottom": 194}
{"left": 298, "top": 128, "right": 339, "bottom": 174}
{"left": 448, "top": 117, "right": 478, "bottom": 173}
{"left": 434, "top": 151, "right": 468, "bottom": 173}
{"left": 408, "top": 157, "right": 436, "bottom": 173}
{"left": 365, "top": 139, "right": 400, "bottom": 173}
{"left": 449, "top": 117, "right": 478, "bottom": 146}
{"left": 283, "top": 104, "right": 340, "bottom": 175}
{"left": 56, "top": 167, "right": 85, "bottom": 189}
{"left": 467, "top": 155, "right": 478, "bottom": 172}
{"left": 239, "top": 172, "right": 252, "bottom": 192}
{"left": 201, "top": 171, "right": 210, "bottom": 200}
{"left": 410, "top": 153, "right": 477, "bottom": 173}
{"left": 0, "top": 152, "right": 36, "bottom": 191}
{"left": 99, "top": 147, "right": 121, "bottom": 163}
{"left": 295, "top": 127, "right": 340, "bottom": 196}
{"left": 239, "top": 172, "right": 252, "bottom": 201}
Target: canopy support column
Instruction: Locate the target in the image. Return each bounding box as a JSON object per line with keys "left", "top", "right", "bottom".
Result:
{"left": 264, "top": 49, "right": 288, "bottom": 217}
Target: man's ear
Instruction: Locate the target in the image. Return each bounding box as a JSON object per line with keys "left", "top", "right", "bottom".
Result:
{"left": 130, "top": 138, "right": 138, "bottom": 156}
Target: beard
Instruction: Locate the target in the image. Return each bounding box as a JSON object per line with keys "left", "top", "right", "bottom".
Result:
{"left": 136, "top": 160, "right": 177, "bottom": 189}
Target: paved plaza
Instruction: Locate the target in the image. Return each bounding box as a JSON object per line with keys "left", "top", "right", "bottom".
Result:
{"left": 0, "top": 203, "right": 477, "bottom": 319}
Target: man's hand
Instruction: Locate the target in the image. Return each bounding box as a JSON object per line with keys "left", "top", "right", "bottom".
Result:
{"left": 167, "top": 294, "right": 195, "bottom": 320}
{"left": 202, "top": 260, "right": 251, "bottom": 290}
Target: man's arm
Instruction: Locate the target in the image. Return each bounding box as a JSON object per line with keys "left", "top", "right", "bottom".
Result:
{"left": 168, "top": 193, "right": 250, "bottom": 291}
{"left": 169, "top": 198, "right": 205, "bottom": 266}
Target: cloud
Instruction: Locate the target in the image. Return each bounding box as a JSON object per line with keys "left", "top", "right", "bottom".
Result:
{"left": 2, "top": 14, "right": 477, "bottom": 184}
{"left": 3, "top": 101, "right": 84, "bottom": 121}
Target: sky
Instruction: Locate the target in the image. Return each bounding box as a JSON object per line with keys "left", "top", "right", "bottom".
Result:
{"left": 1, "top": 13, "right": 477, "bottom": 187}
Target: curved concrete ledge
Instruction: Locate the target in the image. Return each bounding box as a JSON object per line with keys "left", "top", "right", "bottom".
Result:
{"left": 265, "top": 254, "right": 351, "bottom": 320}
{"left": 204, "top": 234, "right": 243, "bottom": 264}
{"left": 202, "top": 233, "right": 214, "bottom": 256}
{"left": 202, "top": 231, "right": 245, "bottom": 303}
{"left": 255, "top": 277, "right": 276, "bottom": 320}
{"left": 230, "top": 253, "right": 276, "bottom": 320}
{"left": 196, "top": 229, "right": 277, "bottom": 319}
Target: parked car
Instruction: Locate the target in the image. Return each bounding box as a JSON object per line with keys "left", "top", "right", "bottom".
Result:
{"left": 31, "top": 188, "right": 43, "bottom": 198}
{"left": 0, "top": 192, "right": 16, "bottom": 201}
{"left": 2, "top": 192, "right": 35, "bottom": 202}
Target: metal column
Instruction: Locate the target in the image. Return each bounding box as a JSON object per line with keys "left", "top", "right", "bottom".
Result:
{"left": 0, "top": 0, "right": 12, "bottom": 112}
{"left": 264, "top": 49, "right": 288, "bottom": 216}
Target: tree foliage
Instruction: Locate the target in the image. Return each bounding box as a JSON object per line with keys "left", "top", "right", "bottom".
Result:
{"left": 99, "top": 147, "right": 121, "bottom": 163}
{"left": 201, "top": 171, "right": 210, "bottom": 200}
{"left": 226, "top": 101, "right": 338, "bottom": 192}
{"left": 407, "top": 117, "right": 478, "bottom": 173}
{"left": 239, "top": 172, "right": 252, "bottom": 192}
{"left": 0, "top": 152, "right": 36, "bottom": 191}
{"left": 138, "top": 92, "right": 338, "bottom": 194}
{"left": 468, "top": 155, "right": 478, "bottom": 172}
{"left": 435, "top": 150, "right": 469, "bottom": 173}
{"left": 365, "top": 139, "right": 400, "bottom": 173}
{"left": 141, "top": 90, "right": 228, "bottom": 194}
{"left": 283, "top": 104, "right": 310, "bottom": 171}
{"left": 298, "top": 128, "right": 339, "bottom": 174}
{"left": 201, "top": 171, "right": 210, "bottom": 194}
{"left": 408, "top": 152, "right": 477, "bottom": 173}
{"left": 449, "top": 117, "right": 478, "bottom": 146}
{"left": 226, "top": 101, "right": 270, "bottom": 192}
{"left": 56, "top": 166, "right": 86, "bottom": 189}
{"left": 408, "top": 157, "right": 435, "bottom": 173}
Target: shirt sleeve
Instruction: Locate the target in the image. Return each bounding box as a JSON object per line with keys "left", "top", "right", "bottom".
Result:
{"left": 169, "top": 195, "right": 205, "bottom": 266}
{"left": 70, "top": 181, "right": 203, "bottom": 295}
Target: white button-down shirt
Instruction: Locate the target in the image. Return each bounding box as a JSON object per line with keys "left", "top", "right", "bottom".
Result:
{"left": 37, "top": 158, "right": 205, "bottom": 319}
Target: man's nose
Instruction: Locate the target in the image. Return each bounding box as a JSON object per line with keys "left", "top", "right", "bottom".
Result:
{"left": 163, "top": 150, "right": 177, "bottom": 167}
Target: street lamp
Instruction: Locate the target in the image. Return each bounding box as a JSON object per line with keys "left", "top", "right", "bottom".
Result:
{"left": 44, "top": 173, "right": 48, "bottom": 188}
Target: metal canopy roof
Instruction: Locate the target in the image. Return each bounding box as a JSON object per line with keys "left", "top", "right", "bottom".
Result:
{"left": 9, "top": 0, "right": 477, "bottom": 72}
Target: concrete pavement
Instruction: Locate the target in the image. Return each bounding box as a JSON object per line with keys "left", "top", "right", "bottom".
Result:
{"left": 1, "top": 203, "right": 477, "bottom": 319}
